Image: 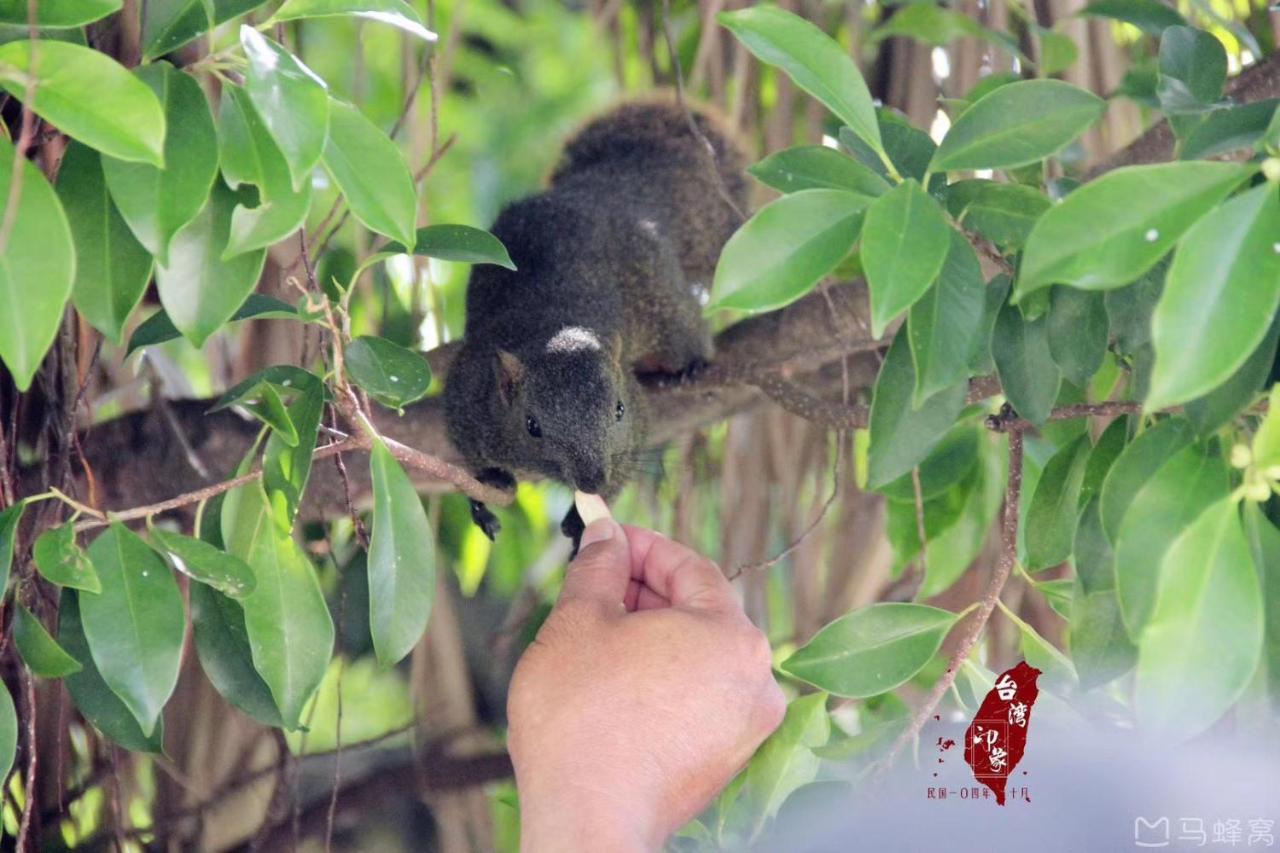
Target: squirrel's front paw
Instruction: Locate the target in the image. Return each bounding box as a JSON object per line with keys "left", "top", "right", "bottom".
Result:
{"left": 470, "top": 500, "right": 502, "bottom": 541}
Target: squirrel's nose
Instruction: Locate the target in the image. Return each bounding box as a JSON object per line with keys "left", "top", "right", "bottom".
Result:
{"left": 574, "top": 465, "right": 606, "bottom": 494}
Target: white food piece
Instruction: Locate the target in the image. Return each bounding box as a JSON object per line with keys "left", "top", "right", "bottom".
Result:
{"left": 574, "top": 491, "right": 612, "bottom": 526}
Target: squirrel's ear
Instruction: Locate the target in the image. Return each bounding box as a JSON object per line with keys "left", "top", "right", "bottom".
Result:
{"left": 494, "top": 349, "right": 525, "bottom": 404}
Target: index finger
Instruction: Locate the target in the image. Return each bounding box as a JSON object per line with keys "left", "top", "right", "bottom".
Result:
{"left": 622, "top": 525, "right": 737, "bottom": 611}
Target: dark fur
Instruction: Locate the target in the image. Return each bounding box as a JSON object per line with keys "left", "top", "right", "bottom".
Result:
{"left": 443, "top": 100, "right": 749, "bottom": 544}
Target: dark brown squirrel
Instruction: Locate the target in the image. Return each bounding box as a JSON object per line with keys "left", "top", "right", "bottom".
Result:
{"left": 443, "top": 100, "right": 749, "bottom": 548}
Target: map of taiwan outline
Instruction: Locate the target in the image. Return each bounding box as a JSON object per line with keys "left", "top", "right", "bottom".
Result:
{"left": 962, "top": 661, "right": 1042, "bottom": 805}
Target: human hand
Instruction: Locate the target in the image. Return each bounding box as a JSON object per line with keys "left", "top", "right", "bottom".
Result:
{"left": 507, "top": 518, "right": 785, "bottom": 852}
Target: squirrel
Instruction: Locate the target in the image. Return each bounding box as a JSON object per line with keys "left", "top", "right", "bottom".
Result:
{"left": 443, "top": 99, "right": 749, "bottom": 549}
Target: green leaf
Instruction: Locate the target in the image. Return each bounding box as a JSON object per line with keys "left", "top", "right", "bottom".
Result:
{"left": 1076, "top": 498, "right": 1115, "bottom": 596}
{"left": 190, "top": 583, "right": 283, "bottom": 727}
{"left": 886, "top": 478, "right": 970, "bottom": 572}
{"left": 0, "top": 0, "right": 121, "bottom": 26}
{"left": 1081, "top": 417, "right": 1129, "bottom": 506}
{"left": 240, "top": 26, "right": 329, "bottom": 192}
{"left": 211, "top": 364, "right": 326, "bottom": 411}
{"left": 141, "top": 0, "right": 266, "bottom": 60}
{"left": 1180, "top": 100, "right": 1280, "bottom": 160}
{"left": 320, "top": 99, "right": 417, "bottom": 248}
{"left": 55, "top": 141, "right": 152, "bottom": 344}
{"left": 148, "top": 525, "right": 255, "bottom": 597}
{"left": 709, "top": 189, "right": 868, "bottom": 313}
{"left": 945, "top": 179, "right": 1050, "bottom": 251}
{"left": 1080, "top": 0, "right": 1186, "bottom": 35}
{"left": 1037, "top": 28, "right": 1079, "bottom": 76}
{"left": 368, "top": 441, "right": 436, "bottom": 666}
{"left": 155, "top": 179, "right": 268, "bottom": 347}
{"left": 932, "top": 80, "right": 1103, "bottom": 172}
{"left": 1156, "top": 26, "right": 1227, "bottom": 115}
{"left": 346, "top": 335, "right": 432, "bottom": 410}
{"left": 1137, "top": 498, "right": 1262, "bottom": 740}
{"left": 1005, "top": 605, "right": 1077, "bottom": 690}
{"left": 1070, "top": 585, "right": 1137, "bottom": 689}
{"left": 748, "top": 146, "right": 890, "bottom": 196}
{"left": 33, "top": 523, "right": 100, "bottom": 592}
{"left": 127, "top": 294, "right": 299, "bottom": 356}
{"left": 738, "top": 693, "right": 829, "bottom": 839}
{"left": 0, "top": 680, "right": 13, "bottom": 786}
{"left": 81, "top": 523, "right": 184, "bottom": 735}
{"left": 782, "top": 603, "right": 957, "bottom": 697}
{"left": 1099, "top": 417, "right": 1194, "bottom": 543}
{"left": 223, "top": 479, "right": 333, "bottom": 730}
{"left": 392, "top": 224, "right": 515, "bottom": 269}
{"left": 270, "top": 0, "right": 436, "bottom": 42}
{"left": 862, "top": 180, "right": 951, "bottom": 337}
{"left": 968, "top": 272, "right": 1010, "bottom": 374}
{"left": 0, "top": 40, "right": 164, "bottom": 164}
{"left": 1253, "top": 385, "right": 1280, "bottom": 469}
{"left": 1115, "top": 442, "right": 1228, "bottom": 635}
{"left": 101, "top": 62, "right": 217, "bottom": 263}
{"left": 1025, "top": 434, "right": 1091, "bottom": 571}
{"left": 1046, "top": 286, "right": 1108, "bottom": 387}
{"left": 14, "top": 603, "right": 81, "bottom": 678}
{"left": 918, "top": 437, "right": 1006, "bottom": 599}
{"left": 242, "top": 383, "right": 298, "bottom": 445}
{"left": 1185, "top": 317, "right": 1279, "bottom": 436}
{"left": 879, "top": 423, "right": 980, "bottom": 502}
{"left": 992, "top": 301, "right": 1061, "bottom": 427}
{"left": 1147, "top": 185, "right": 1280, "bottom": 410}
{"left": 719, "top": 6, "right": 881, "bottom": 158}
{"left": 262, "top": 377, "right": 323, "bottom": 531}
{"left": 0, "top": 502, "right": 21, "bottom": 596}
{"left": 906, "top": 232, "right": 984, "bottom": 404}
{"left": 1243, "top": 504, "right": 1280, "bottom": 712}
{"left": 0, "top": 137, "right": 74, "bottom": 392}
{"left": 866, "top": 334, "right": 967, "bottom": 490}
{"left": 1016, "top": 162, "right": 1251, "bottom": 297}
{"left": 59, "top": 591, "right": 164, "bottom": 752}
{"left": 1104, "top": 258, "right": 1167, "bottom": 357}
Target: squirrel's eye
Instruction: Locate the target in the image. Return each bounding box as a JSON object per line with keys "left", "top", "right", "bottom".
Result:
{"left": 615, "top": 401, "right": 625, "bottom": 421}
{"left": 526, "top": 415, "right": 542, "bottom": 438}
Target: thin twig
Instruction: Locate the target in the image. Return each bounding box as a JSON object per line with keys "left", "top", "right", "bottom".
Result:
{"left": 16, "top": 670, "right": 37, "bottom": 851}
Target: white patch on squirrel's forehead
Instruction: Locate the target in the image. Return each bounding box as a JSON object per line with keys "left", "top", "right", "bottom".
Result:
{"left": 638, "top": 218, "right": 658, "bottom": 236}
{"left": 545, "top": 326, "right": 601, "bottom": 354}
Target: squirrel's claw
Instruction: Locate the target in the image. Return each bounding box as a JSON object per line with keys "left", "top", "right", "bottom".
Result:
{"left": 470, "top": 500, "right": 501, "bottom": 541}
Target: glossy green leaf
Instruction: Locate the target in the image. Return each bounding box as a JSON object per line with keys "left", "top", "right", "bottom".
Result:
{"left": 1099, "top": 417, "right": 1194, "bottom": 543}
{"left": 1156, "top": 26, "right": 1227, "bottom": 114}
{"left": 1037, "top": 28, "right": 1079, "bottom": 76}
{"left": 1147, "top": 185, "right": 1280, "bottom": 410}
{"left": 149, "top": 525, "right": 255, "bottom": 597}
{"left": 1070, "top": 585, "right": 1137, "bottom": 689}
{"left": 1016, "top": 162, "right": 1250, "bottom": 297}
{"left": 1185, "top": 318, "right": 1279, "bottom": 436}
{"left": 0, "top": 137, "right": 74, "bottom": 392}
{"left": 1081, "top": 418, "right": 1128, "bottom": 507}
{"left": 0, "top": 680, "right": 13, "bottom": 785}
{"left": 262, "top": 377, "right": 323, "bottom": 531}
{"left": 719, "top": 6, "right": 881, "bottom": 158}
{"left": 862, "top": 180, "right": 951, "bottom": 337}
{"left": 320, "top": 99, "right": 416, "bottom": 248}
{"left": 1180, "top": 100, "right": 1279, "bottom": 160}
{"left": 1115, "top": 442, "right": 1228, "bottom": 635}
{"left": 886, "top": 478, "right": 971, "bottom": 572}
{"left": 346, "top": 335, "right": 432, "bottom": 409}
{"left": 223, "top": 479, "right": 333, "bottom": 730}
{"left": 709, "top": 189, "right": 868, "bottom": 313}
{"left": 0, "top": 502, "right": 21, "bottom": 596}
{"left": 1025, "top": 434, "right": 1090, "bottom": 571}
{"left": 244, "top": 383, "right": 298, "bottom": 445}
{"left": 81, "top": 523, "right": 184, "bottom": 735}
{"left": 55, "top": 141, "right": 152, "bottom": 344}
{"left": 932, "top": 80, "right": 1103, "bottom": 172}
{"left": 101, "top": 62, "right": 217, "bottom": 263}
{"left": 748, "top": 146, "right": 890, "bottom": 196}
{"left": 739, "top": 693, "right": 829, "bottom": 839}
{"left": 918, "top": 437, "right": 1005, "bottom": 598}
{"left": 945, "top": 179, "right": 1049, "bottom": 251}
{"left": 33, "top": 524, "right": 100, "bottom": 592}
{"left": 1080, "top": 0, "right": 1186, "bottom": 35}
{"left": 1104, "top": 259, "right": 1167, "bottom": 357}
{"left": 141, "top": 0, "right": 266, "bottom": 60}
{"left": 190, "top": 583, "right": 283, "bottom": 727}
{"left": 1253, "top": 385, "right": 1280, "bottom": 469}
{"left": 155, "top": 180, "right": 267, "bottom": 347}
{"left": 866, "top": 334, "right": 968, "bottom": 490}
{"left": 880, "top": 424, "right": 980, "bottom": 503}
{"left": 392, "top": 224, "right": 515, "bottom": 269}
{"left": 0, "top": 0, "right": 121, "bottom": 26}
{"left": 270, "top": 0, "right": 436, "bottom": 42}
{"left": 127, "top": 294, "right": 300, "bottom": 356}
{"left": 906, "top": 232, "right": 984, "bottom": 405}
{"left": 1137, "top": 498, "right": 1262, "bottom": 740}
{"left": 968, "top": 272, "right": 1010, "bottom": 374}
{"left": 241, "top": 26, "right": 329, "bottom": 191}
{"left": 211, "top": 364, "right": 326, "bottom": 412}
{"left": 14, "top": 603, "right": 81, "bottom": 678}
{"left": 59, "top": 592, "right": 164, "bottom": 752}
{"left": 0, "top": 40, "right": 164, "bottom": 164}
{"left": 1006, "top": 606, "right": 1077, "bottom": 690}
{"left": 1047, "top": 286, "right": 1108, "bottom": 387}
{"left": 992, "top": 301, "right": 1061, "bottom": 427}
{"left": 782, "top": 603, "right": 957, "bottom": 697}
{"left": 870, "top": 4, "right": 1007, "bottom": 52}
{"left": 368, "top": 441, "right": 436, "bottom": 666}
{"left": 1243, "top": 504, "right": 1280, "bottom": 712}
{"left": 1075, "top": 496, "right": 1116, "bottom": 596}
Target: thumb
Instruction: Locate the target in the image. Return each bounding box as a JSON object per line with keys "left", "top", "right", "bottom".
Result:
{"left": 557, "top": 519, "right": 631, "bottom": 611}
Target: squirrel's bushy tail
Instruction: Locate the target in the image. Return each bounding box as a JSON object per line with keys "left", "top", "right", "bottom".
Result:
{"left": 551, "top": 99, "right": 750, "bottom": 214}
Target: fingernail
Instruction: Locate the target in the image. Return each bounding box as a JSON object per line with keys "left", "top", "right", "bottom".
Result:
{"left": 578, "top": 518, "right": 617, "bottom": 551}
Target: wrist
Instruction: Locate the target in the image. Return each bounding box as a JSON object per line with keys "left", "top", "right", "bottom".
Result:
{"left": 517, "top": 775, "right": 662, "bottom": 853}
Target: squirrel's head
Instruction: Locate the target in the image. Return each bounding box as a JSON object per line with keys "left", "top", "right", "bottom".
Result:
{"left": 493, "top": 329, "right": 635, "bottom": 494}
